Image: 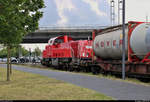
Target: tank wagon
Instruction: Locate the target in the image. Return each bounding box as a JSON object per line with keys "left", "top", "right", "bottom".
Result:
{"left": 92, "top": 21, "right": 150, "bottom": 77}
{"left": 41, "top": 35, "right": 93, "bottom": 72}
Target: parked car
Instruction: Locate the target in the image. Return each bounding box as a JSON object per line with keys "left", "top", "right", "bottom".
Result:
{"left": 32, "top": 57, "right": 41, "bottom": 63}
{"left": 1, "top": 58, "right": 7, "bottom": 62}
{"left": 11, "top": 57, "right": 18, "bottom": 63}
{"left": 0, "top": 58, "right": 2, "bottom": 62}
{"left": 0, "top": 57, "right": 18, "bottom": 63}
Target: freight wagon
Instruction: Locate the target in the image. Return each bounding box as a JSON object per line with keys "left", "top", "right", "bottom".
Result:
{"left": 92, "top": 21, "right": 150, "bottom": 78}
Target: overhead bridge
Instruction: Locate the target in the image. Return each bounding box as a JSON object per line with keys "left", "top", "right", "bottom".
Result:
{"left": 22, "top": 26, "right": 107, "bottom": 43}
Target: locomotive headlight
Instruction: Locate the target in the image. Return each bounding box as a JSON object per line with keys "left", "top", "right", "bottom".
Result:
{"left": 86, "top": 53, "right": 89, "bottom": 57}
{"left": 83, "top": 53, "right": 85, "bottom": 56}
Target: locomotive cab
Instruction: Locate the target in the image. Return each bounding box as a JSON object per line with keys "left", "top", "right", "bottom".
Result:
{"left": 48, "top": 36, "right": 72, "bottom": 46}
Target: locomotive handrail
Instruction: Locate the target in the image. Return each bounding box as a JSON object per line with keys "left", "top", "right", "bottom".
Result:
{"left": 70, "top": 46, "right": 75, "bottom": 59}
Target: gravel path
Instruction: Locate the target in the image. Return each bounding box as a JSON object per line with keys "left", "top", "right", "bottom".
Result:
{"left": 0, "top": 64, "right": 150, "bottom": 100}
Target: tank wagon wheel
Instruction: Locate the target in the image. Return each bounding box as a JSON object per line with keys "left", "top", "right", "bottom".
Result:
{"left": 77, "top": 68, "right": 81, "bottom": 72}
{"left": 87, "top": 67, "right": 92, "bottom": 72}
{"left": 69, "top": 67, "right": 74, "bottom": 72}
{"left": 84, "top": 67, "right": 90, "bottom": 73}
{"left": 107, "top": 71, "right": 112, "bottom": 75}
{"left": 103, "top": 71, "right": 108, "bottom": 76}
{"left": 82, "top": 67, "right": 87, "bottom": 73}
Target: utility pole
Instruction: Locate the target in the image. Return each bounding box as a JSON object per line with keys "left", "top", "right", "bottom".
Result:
{"left": 118, "top": 0, "right": 123, "bottom": 25}
{"left": 18, "top": 45, "right": 22, "bottom": 58}
{"left": 122, "top": 0, "right": 125, "bottom": 80}
{"left": 29, "top": 48, "right": 31, "bottom": 63}
{"left": 146, "top": 14, "right": 148, "bottom": 22}
{"left": 110, "top": 0, "right": 115, "bottom": 26}
{"left": 18, "top": 45, "right": 22, "bottom": 63}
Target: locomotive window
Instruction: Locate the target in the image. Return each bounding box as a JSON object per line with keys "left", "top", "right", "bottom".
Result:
{"left": 57, "top": 39, "right": 63, "bottom": 43}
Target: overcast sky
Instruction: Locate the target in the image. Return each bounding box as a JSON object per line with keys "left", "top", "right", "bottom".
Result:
{"left": 22, "top": 0, "right": 150, "bottom": 52}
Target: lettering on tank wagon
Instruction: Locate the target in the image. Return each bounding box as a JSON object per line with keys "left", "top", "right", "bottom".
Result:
{"left": 113, "top": 40, "right": 116, "bottom": 46}
{"left": 106, "top": 41, "right": 110, "bottom": 46}
{"left": 95, "top": 40, "right": 123, "bottom": 48}
{"left": 100, "top": 41, "right": 104, "bottom": 47}
{"left": 95, "top": 42, "right": 99, "bottom": 48}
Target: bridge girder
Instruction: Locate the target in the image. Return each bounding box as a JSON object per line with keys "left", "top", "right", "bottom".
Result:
{"left": 22, "top": 29, "right": 93, "bottom": 43}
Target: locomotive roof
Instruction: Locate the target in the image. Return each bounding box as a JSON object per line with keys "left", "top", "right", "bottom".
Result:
{"left": 48, "top": 35, "right": 73, "bottom": 45}
{"left": 49, "top": 35, "right": 72, "bottom": 41}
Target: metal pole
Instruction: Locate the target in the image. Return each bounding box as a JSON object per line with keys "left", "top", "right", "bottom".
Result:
{"left": 29, "top": 48, "right": 31, "bottom": 63}
{"left": 122, "top": 0, "right": 125, "bottom": 80}
{"left": 146, "top": 14, "right": 148, "bottom": 22}
{"left": 118, "top": 0, "right": 120, "bottom": 25}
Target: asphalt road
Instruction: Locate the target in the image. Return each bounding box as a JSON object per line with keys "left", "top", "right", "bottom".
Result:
{"left": 0, "top": 64, "right": 150, "bottom": 100}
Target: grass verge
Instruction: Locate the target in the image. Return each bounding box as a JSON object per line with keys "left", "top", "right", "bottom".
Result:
{"left": 14, "top": 63, "right": 150, "bottom": 86}
{"left": 0, "top": 67, "right": 113, "bottom": 100}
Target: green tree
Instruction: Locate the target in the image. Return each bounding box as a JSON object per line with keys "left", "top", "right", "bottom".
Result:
{"left": 0, "top": 0, "right": 45, "bottom": 81}
{"left": 33, "top": 47, "right": 41, "bottom": 57}
{"left": 0, "top": 47, "right": 7, "bottom": 58}
{"left": 22, "top": 47, "right": 29, "bottom": 56}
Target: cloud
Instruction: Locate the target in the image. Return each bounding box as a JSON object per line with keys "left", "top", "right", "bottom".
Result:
{"left": 82, "top": 0, "right": 107, "bottom": 17}
{"left": 54, "top": 0, "right": 76, "bottom": 26}
{"left": 39, "top": 0, "right": 111, "bottom": 27}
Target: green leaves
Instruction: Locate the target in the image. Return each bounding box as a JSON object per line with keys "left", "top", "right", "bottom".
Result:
{"left": 0, "top": 0, "right": 45, "bottom": 45}
{"left": 0, "top": 46, "right": 30, "bottom": 58}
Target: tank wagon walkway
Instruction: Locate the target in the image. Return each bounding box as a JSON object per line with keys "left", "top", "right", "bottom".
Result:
{"left": 0, "top": 64, "right": 150, "bottom": 100}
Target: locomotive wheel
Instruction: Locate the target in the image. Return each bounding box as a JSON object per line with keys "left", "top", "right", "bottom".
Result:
{"left": 69, "top": 67, "right": 74, "bottom": 72}
{"left": 64, "top": 64, "right": 69, "bottom": 71}
{"left": 75, "top": 67, "right": 80, "bottom": 72}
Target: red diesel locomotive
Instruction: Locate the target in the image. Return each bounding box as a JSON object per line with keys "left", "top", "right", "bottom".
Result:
{"left": 41, "top": 35, "right": 93, "bottom": 72}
